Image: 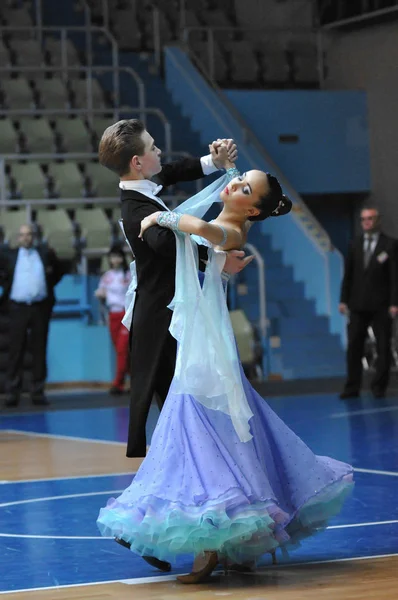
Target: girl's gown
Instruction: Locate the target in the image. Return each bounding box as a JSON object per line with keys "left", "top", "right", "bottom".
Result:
{"left": 97, "top": 175, "right": 353, "bottom": 565}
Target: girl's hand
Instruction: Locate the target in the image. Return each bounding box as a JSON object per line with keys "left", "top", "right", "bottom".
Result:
{"left": 139, "top": 211, "right": 161, "bottom": 239}
{"left": 95, "top": 288, "right": 106, "bottom": 299}
{"left": 209, "top": 141, "right": 235, "bottom": 170}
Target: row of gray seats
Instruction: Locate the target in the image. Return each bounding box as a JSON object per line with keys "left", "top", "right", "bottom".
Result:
{"left": 105, "top": 0, "right": 319, "bottom": 84}
{"left": 0, "top": 116, "right": 113, "bottom": 154}
{"left": 0, "top": 206, "right": 121, "bottom": 259}
{"left": 0, "top": 37, "right": 83, "bottom": 72}
{"left": 7, "top": 160, "right": 118, "bottom": 200}
{"left": 190, "top": 38, "right": 319, "bottom": 85}
{"left": 0, "top": 76, "right": 107, "bottom": 110}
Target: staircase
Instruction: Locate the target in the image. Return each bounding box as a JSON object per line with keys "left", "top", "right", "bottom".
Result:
{"left": 237, "top": 233, "right": 345, "bottom": 379}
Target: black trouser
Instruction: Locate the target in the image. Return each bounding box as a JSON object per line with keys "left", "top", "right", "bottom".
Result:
{"left": 344, "top": 309, "right": 392, "bottom": 395}
{"left": 6, "top": 299, "right": 52, "bottom": 398}
{"left": 127, "top": 331, "right": 177, "bottom": 458}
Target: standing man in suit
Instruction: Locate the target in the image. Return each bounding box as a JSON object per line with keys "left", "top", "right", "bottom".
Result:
{"left": 339, "top": 207, "right": 398, "bottom": 399}
{"left": 0, "top": 224, "right": 63, "bottom": 407}
{"left": 99, "top": 119, "right": 252, "bottom": 459}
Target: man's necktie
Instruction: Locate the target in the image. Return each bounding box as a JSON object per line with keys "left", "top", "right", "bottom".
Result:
{"left": 364, "top": 235, "right": 373, "bottom": 268}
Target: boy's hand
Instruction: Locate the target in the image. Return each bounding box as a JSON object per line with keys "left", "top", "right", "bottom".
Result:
{"left": 224, "top": 250, "right": 254, "bottom": 274}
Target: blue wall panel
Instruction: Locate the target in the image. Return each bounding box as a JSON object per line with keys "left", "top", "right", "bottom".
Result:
{"left": 225, "top": 90, "right": 371, "bottom": 194}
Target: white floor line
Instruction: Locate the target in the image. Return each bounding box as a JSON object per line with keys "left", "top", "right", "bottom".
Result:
{"left": 354, "top": 467, "right": 398, "bottom": 477}
{"left": 0, "top": 489, "right": 124, "bottom": 509}
{"left": 330, "top": 405, "right": 398, "bottom": 418}
{"left": 0, "top": 471, "right": 135, "bottom": 485}
{"left": 328, "top": 520, "right": 398, "bottom": 530}
{"left": 1, "top": 553, "right": 397, "bottom": 595}
{"left": 0, "top": 533, "right": 112, "bottom": 540}
{"left": 0, "top": 514, "right": 396, "bottom": 539}
{"left": 2, "top": 429, "right": 125, "bottom": 446}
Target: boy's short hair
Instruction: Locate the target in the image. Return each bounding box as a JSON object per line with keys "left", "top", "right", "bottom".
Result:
{"left": 98, "top": 119, "right": 146, "bottom": 176}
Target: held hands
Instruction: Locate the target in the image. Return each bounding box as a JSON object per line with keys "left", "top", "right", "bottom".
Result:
{"left": 139, "top": 211, "right": 161, "bottom": 239}
{"left": 210, "top": 138, "right": 237, "bottom": 170}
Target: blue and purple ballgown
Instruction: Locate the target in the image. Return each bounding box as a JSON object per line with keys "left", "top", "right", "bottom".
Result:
{"left": 97, "top": 174, "right": 353, "bottom": 564}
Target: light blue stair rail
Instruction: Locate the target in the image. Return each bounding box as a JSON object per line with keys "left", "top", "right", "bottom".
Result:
{"left": 164, "top": 46, "right": 345, "bottom": 346}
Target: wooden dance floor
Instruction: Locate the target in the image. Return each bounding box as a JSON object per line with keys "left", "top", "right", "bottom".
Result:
{"left": 1, "top": 392, "right": 397, "bottom": 599}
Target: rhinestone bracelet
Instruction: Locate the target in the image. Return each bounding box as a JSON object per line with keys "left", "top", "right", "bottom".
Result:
{"left": 226, "top": 167, "right": 240, "bottom": 180}
{"left": 157, "top": 211, "right": 182, "bottom": 231}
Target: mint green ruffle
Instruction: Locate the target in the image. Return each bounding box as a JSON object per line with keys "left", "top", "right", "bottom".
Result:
{"left": 97, "top": 477, "right": 353, "bottom": 564}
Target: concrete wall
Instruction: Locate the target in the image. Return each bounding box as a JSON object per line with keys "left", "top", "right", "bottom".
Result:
{"left": 325, "top": 22, "right": 398, "bottom": 237}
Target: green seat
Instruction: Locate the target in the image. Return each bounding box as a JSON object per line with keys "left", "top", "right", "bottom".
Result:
{"left": 18, "top": 118, "right": 55, "bottom": 153}
{"left": 0, "top": 209, "right": 30, "bottom": 246}
{"left": 75, "top": 208, "right": 112, "bottom": 253}
{"left": 39, "top": 78, "right": 69, "bottom": 109}
{"left": 71, "top": 78, "right": 105, "bottom": 109}
{"left": 11, "top": 40, "right": 44, "bottom": 77}
{"left": 84, "top": 161, "right": 118, "bottom": 198}
{"left": 48, "top": 162, "right": 85, "bottom": 198}
{"left": 0, "top": 41, "right": 11, "bottom": 68}
{"left": 229, "top": 309, "right": 256, "bottom": 365}
{"left": 91, "top": 117, "right": 114, "bottom": 146}
{"left": 10, "top": 162, "right": 47, "bottom": 199}
{"left": 45, "top": 37, "right": 81, "bottom": 72}
{"left": 36, "top": 208, "right": 75, "bottom": 259}
{"left": 0, "top": 119, "right": 19, "bottom": 153}
{"left": 3, "top": 78, "right": 35, "bottom": 110}
{"left": 55, "top": 118, "right": 92, "bottom": 152}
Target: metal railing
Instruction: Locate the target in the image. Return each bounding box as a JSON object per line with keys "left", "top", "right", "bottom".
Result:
{"left": 244, "top": 242, "right": 268, "bottom": 377}
{"left": 319, "top": 1, "right": 398, "bottom": 30}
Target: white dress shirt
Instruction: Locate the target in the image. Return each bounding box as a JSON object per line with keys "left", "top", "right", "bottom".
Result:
{"left": 10, "top": 247, "right": 47, "bottom": 303}
{"left": 118, "top": 154, "right": 219, "bottom": 209}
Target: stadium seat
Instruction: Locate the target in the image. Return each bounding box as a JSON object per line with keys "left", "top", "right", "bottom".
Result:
{"left": 18, "top": 117, "right": 56, "bottom": 153}
{"left": 0, "top": 119, "right": 19, "bottom": 154}
{"left": 36, "top": 208, "right": 76, "bottom": 259}
{"left": 48, "top": 162, "right": 85, "bottom": 198}
{"left": 45, "top": 36, "right": 81, "bottom": 73}
{"left": 83, "top": 161, "right": 118, "bottom": 198}
{"left": 225, "top": 40, "right": 259, "bottom": 84}
{"left": 38, "top": 78, "right": 70, "bottom": 109}
{"left": 9, "top": 162, "right": 48, "bottom": 199}
{"left": 54, "top": 117, "right": 92, "bottom": 152}
{"left": 0, "top": 208, "right": 29, "bottom": 246}
{"left": 11, "top": 39, "right": 45, "bottom": 74}
{"left": 74, "top": 207, "right": 113, "bottom": 252}
{"left": 2, "top": 78, "right": 35, "bottom": 110}
{"left": 71, "top": 78, "right": 106, "bottom": 109}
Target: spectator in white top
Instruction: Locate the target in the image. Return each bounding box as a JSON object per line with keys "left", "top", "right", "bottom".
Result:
{"left": 95, "top": 246, "right": 132, "bottom": 395}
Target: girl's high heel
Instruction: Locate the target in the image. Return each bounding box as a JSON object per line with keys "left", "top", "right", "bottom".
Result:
{"left": 177, "top": 551, "right": 219, "bottom": 584}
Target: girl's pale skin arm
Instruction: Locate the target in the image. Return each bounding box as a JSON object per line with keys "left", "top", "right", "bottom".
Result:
{"left": 139, "top": 212, "right": 243, "bottom": 251}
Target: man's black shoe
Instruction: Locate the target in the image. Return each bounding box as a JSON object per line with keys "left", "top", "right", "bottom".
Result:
{"left": 339, "top": 391, "right": 360, "bottom": 400}
{"left": 4, "top": 395, "right": 19, "bottom": 408}
{"left": 115, "top": 538, "right": 171, "bottom": 572}
{"left": 32, "top": 395, "right": 50, "bottom": 406}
